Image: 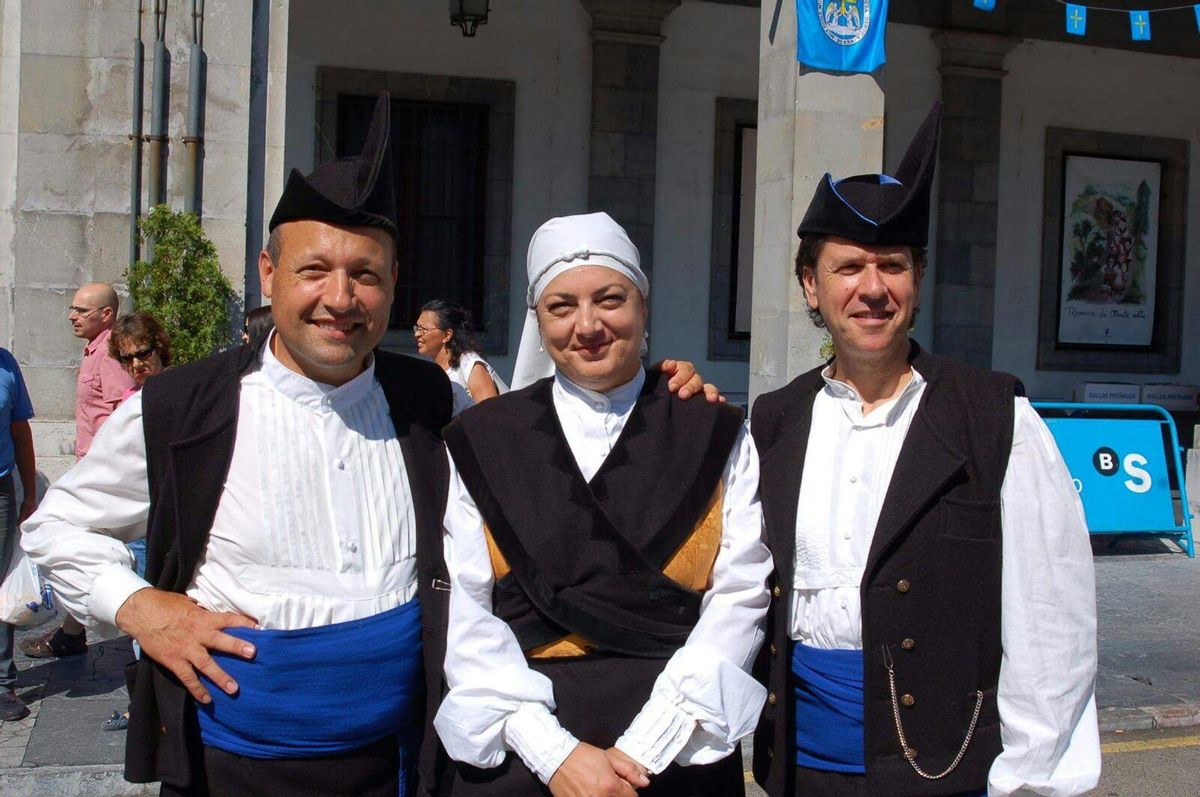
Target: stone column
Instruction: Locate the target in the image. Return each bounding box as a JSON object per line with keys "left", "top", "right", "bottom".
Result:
{"left": 748, "top": 4, "right": 884, "bottom": 401}
{"left": 244, "top": 0, "right": 289, "bottom": 309}
{"left": 580, "top": 0, "right": 679, "bottom": 277}
{"left": 931, "top": 30, "right": 1015, "bottom": 368}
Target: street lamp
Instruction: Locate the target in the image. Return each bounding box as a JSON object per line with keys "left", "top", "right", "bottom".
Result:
{"left": 449, "top": 0, "right": 489, "bottom": 37}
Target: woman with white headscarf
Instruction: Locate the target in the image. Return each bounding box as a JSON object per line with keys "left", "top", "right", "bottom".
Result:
{"left": 435, "top": 212, "right": 772, "bottom": 796}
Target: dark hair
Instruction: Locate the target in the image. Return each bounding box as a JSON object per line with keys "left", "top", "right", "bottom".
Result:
{"left": 243, "top": 305, "right": 274, "bottom": 343}
{"left": 109, "top": 311, "right": 172, "bottom": 368}
{"left": 420, "top": 299, "right": 480, "bottom": 369}
{"left": 265, "top": 227, "right": 282, "bottom": 265}
{"left": 793, "top": 234, "right": 926, "bottom": 328}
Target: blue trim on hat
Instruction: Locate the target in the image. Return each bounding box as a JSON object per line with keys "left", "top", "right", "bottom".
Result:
{"left": 829, "top": 176, "right": 878, "bottom": 228}
{"left": 828, "top": 174, "right": 904, "bottom": 227}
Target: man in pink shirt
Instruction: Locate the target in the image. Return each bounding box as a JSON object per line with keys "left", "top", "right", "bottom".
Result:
{"left": 71, "top": 283, "right": 136, "bottom": 458}
{"left": 21, "top": 282, "right": 135, "bottom": 659}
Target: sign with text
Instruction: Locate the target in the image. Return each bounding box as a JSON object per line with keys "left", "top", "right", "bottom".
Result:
{"left": 1041, "top": 416, "right": 1175, "bottom": 532}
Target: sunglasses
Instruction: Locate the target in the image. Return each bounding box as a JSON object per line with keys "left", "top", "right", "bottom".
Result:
{"left": 117, "top": 346, "right": 156, "bottom": 365}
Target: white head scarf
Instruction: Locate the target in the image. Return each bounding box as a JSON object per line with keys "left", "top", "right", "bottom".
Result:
{"left": 510, "top": 212, "right": 648, "bottom": 389}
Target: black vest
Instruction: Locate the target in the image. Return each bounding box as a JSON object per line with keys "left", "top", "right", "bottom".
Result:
{"left": 751, "top": 343, "right": 1017, "bottom": 797}
{"left": 125, "top": 344, "right": 453, "bottom": 796}
{"left": 443, "top": 371, "right": 744, "bottom": 658}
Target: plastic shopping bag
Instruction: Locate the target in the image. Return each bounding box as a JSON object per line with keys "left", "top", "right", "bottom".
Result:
{"left": 0, "top": 550, "right": 60, "bottom": 628}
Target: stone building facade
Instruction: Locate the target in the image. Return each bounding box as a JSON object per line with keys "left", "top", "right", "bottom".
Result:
{"left": 2, "top": 0, "right": 1198, "bottom": 484}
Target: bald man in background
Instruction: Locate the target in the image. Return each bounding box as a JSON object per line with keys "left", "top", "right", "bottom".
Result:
{"left": 70, "top": 283, "right": 137, "bottom": 458}
{"left": 21, "top": 283, "right": 136, "bottom": 659}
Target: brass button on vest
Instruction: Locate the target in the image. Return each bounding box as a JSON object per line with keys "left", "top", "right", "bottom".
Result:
{"left": 901, "top": 637, "right": 916, "bottom": 651}
{"left": 770, "top": 643, "right": 777, "bottom": 657}
{"left": 767, "top": 692, "right": 778, "bottom": 706}
{"left": 772, "top": 585, "right": 782, "bottom": 598}
{"left": 900, "top": 693, "right": 916, "bottom": 708}
{"left": 896, "top": 579, "right": 911, "bottom": 594}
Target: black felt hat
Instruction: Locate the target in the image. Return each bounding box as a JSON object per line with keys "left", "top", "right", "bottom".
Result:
{"left": 796, "top": 102, "right": 942, "bottom": 247}
{"left": 268, "top": 92, "right": 397, "bottom": 241}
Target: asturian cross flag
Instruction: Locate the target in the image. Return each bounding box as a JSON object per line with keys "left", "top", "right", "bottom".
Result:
{"left": 796, "top": 0, "right": 889, "bottom": 74}
{"left": 1129, "top": 10, "right": 1151, "bottom": 41}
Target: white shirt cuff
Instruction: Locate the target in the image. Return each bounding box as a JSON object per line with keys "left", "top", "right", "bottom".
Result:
{"left": 89, "top": 564, "right": 153, "bottom": 630}
{"left": 614, "top": 692, "right": 697, "bottom": 774}
{"left": 502, "top": 702, "right": 579, "bottom": 784}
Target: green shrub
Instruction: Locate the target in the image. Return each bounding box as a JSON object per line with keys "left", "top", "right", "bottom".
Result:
{"left": 128, "top": 205, "right": 236, "bottom": 365}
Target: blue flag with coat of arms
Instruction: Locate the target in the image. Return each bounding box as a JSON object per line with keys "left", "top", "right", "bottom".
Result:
{"left": 796, "top": 0, "right": 889, "bottom": 74}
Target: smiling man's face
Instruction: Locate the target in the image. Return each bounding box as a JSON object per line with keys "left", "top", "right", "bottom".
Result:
{"left": 802, "top": 236, "right": 921, "bottom": 365}
{"left": 259, "top": 220, "right": 396, "bottom": 386}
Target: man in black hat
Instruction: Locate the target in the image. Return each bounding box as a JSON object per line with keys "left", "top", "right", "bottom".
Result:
{"left": 25, "top": 93, "right": 447, "bottom": 797}
{"left": 750, "top": 104, "right": 1100, "bottom": 797}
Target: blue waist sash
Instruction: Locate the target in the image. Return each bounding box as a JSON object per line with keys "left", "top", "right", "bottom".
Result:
{"left": 792, "top": 643, "right": 865, "bottom": 773}
{"left": 198, "top": 599, "right": 423, "bottom": 759}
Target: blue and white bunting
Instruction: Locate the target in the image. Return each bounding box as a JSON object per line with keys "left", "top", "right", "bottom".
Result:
{"left": 796, "top": 0, "right": 890, "bottom": 74}
{"left": 908, "top": 4, "right": 1200, "bottom": 46}
{"left": 1129, "top": 10, "right": 1151, "bottom": 41}
{"left": 1065, "top": 4, "right": 1087, "bottom": 36}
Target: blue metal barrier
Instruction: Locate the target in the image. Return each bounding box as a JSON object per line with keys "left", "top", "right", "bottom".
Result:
{"left": 1032, "top": 402, "right": 1194, "bottom": 558}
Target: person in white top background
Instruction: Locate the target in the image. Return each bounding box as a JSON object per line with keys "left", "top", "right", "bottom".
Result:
{"left": 750, "top": 103, "right": 1100, "bottom": 797}
{"left": 434, "top": 211, "right": 772, "bottom": 797}
{"left": 414, "top": 299, "right": 508, "bottom": 415}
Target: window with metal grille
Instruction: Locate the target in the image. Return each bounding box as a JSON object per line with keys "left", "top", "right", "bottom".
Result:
{"left": 336, "top": 95, "right": 490, "bottom": 332}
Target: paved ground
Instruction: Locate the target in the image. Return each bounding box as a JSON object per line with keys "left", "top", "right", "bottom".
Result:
{"left": 1094, "top": 726, "right": 1200, "bottom": 796}
{"left": 0, "top": 535, "right": 1195, "bottom": 795}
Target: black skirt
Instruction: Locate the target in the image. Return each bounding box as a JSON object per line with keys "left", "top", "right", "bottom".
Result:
{"left": 444, "top": 655, "right": 745, "bottom": 796}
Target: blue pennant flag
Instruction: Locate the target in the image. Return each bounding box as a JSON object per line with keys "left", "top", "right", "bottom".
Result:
{"left": 796, "top": 0, "right": 889, "bottom": 74}
{"left": 1065, "top": 3, "right": 1087, "bottom": 36}
{"left": 1129, "top": 10, "right": 1151, "bottom": 41}
{"left": 973, "top": 0, "right": 996, "bottom": 10}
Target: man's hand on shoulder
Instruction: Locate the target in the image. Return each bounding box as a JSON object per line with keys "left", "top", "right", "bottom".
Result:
{"left": 656, "top": 359, "right": 724, "bottom": 403}
{"left": 115, "top": 588, "right": 259, "bottom": 704}
{"left": 548, "top": 742, "right": 639, "bottom": 797}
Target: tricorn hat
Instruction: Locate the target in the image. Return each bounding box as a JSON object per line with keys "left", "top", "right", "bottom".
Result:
{"left": 796, "top": 102, "right": 942, "bottom": 247}
{"left": 268, "top": 92, "right": 398, "bottom": 241}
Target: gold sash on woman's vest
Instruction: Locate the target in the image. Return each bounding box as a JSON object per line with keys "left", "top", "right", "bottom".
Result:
{"left": 485, "top": 484, "right": 725, "bottom": 659}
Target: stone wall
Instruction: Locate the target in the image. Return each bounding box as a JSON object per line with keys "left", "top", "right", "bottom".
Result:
{"left": 0, "top": 0, "right": 260, "bottom": 484}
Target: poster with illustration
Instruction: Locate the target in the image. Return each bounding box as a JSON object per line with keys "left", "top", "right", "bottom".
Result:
{"left": 1057, "top": 155, "right": 1160, "bottom": 346}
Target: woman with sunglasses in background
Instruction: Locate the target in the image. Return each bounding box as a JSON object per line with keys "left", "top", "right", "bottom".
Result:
{"left": 109, "top": 312, "right": 172, "bottom": 398}
{"left": 100, "top": 310, "right": 171, "bottom": 731}
{"left": 414, "top": 299, "right": 507, "bottom": 415}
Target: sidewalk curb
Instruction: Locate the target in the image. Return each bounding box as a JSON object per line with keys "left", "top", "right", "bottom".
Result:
{"left": 0, "top": 764, "right": 156, "bottom": 796}
{"left": 1099, "top": 702, "right": 1200, "bottom": 733}
{"left": 2, "top": 705, "right": 1196, "bottom": 795}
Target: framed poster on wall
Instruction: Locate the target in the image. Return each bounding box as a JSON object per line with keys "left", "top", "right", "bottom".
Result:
{"left": 1057, "top": 155, "right": 1161, "bottom": 347}
{"left": 1037, "top": 128, "right": 1189, "bottom": 373}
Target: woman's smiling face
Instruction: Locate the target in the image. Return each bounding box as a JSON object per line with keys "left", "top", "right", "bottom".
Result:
{"left": 536, "top": 266, "right": 646, "bottom": 393}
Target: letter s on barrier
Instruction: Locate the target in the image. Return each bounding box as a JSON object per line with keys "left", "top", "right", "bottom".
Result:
{"left": 1123, "top": 454, "right": 1152, "bottom": 494}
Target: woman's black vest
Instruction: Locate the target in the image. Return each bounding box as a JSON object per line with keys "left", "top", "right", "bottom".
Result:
{"left": 443, "top": 371, "right": 743, "bottom": 658}
{"left": 125, "top": 344, "right": 453, "bottom": 796}
{"left": 750, "top": 343, "right": 1019, "bottom": 797}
